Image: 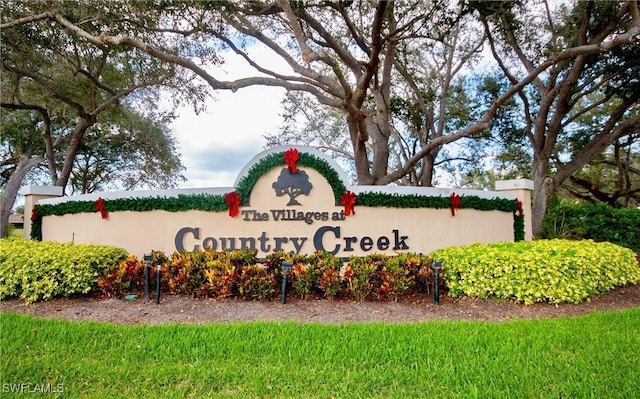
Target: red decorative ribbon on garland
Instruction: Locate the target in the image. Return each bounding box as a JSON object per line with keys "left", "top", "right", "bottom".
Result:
{"left": 284, "top": 148, "right": 299, "bottom": 174}
{"left": 515, "top": 198, "right": 523, "bottom": 217}
{"left": 450, "top": 193, "right": 461, "bottom": 216}
{"left": 95, "top": 197, "right": 109, "bottom": 219}
{"left": 340, "top": 191, "right": 357, "bottom": 216}
{"left": 225, "top": 191, "right": 241, "bottom": 218}
{"left": 30, "top": 205, "right": 38, "bottom": 222}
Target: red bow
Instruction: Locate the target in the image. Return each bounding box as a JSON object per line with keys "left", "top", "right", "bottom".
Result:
{"left": 95, "top": 197, "right": 108, "bottom": 219}
{"left": 340, "top": 191, "right": 357, "bottom": 216}
{"left": 450, "top": 193, "right": 461, "bottom": 216}
{"left": 225, "top": 191, "right": 241, "bottom": 218}
{"left": 515, "top": 198, "right": 523, "bottom": 217}
{"left": 284, "top": 148, "right": 299, "bottom": 174}
{"left": 30, "top": 205, "right": 38, "bottom": 222}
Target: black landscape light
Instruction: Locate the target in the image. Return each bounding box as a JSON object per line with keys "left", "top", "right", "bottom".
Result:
{"left": 281, "top": 261, "right": 293, "bottom": 304}
{"left": 432, "top": 260, "right": 442, "bottom": 305}
{"left": 143, "top": 254, "right": 152, "bottom": 301}
{"left": 155, "top": 264, "right": 162, "bottom": 305}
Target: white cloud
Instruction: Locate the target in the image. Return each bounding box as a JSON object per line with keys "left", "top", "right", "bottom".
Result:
{"left": 170, "top": 44, "right": 289, "bottom": 188}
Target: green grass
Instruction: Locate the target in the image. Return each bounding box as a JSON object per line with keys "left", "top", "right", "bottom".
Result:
{"left": 2, "top": 310, "right": 639, "bottom": 398}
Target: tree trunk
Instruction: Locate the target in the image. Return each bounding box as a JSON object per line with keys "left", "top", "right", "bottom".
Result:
{"left": 347, "top": 112, "right": 374, "bottom": 185}
{"left": 54, "top": 118, "right": 91, "bottom": 192}
{"left": 0, "top": 155, "right": 43, "bottom": 237}
{"left": 531, "top": 156, "right": 555, "bottom": 238}
{"left": 420, "top": 153, "right": 436, "bottom": 187}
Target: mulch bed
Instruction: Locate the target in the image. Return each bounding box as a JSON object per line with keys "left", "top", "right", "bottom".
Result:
{"left": 2, "top": 283, "right": 639, "bottom": 325}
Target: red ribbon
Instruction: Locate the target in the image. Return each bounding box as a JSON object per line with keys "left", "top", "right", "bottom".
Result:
{"left": 284, "top": 148, "right": 299, "bottom": 174}
{"left": 95, "top": 197, "right": 108, "bottom": 219}
{"left": 225, "top": 191, "right": 241, "bottom": 218}
{"left": 30, "top": 205, "right": 38, "bottom": 222}
{"left": 450, "top": 193, "right": 461, "bottom": 216}
{"left": 515, "top": 198, "right": 523, "bottom": 217}
{"left": 340, "top": 191, "right": 357, "bottom": 216}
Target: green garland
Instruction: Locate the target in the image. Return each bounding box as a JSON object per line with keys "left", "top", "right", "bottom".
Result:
{"left": 356, "top": 192, "right": 515, "bottom": 211}
{"left": 235, "top": 151, "right": 346, "bottom": 205}
{"left": 31, "top": 151, "right": 524, "bottom": 241}
{"left": 514, "top": 212, "right": 525, "bottom": 242}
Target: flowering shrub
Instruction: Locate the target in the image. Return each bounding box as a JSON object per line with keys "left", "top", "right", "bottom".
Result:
{"left": 432, "top": 239, "right": 640, "bottom": 304}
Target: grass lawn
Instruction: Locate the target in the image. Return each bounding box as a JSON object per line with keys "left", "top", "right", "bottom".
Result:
{"left": 2, "top": 309, "right": 639, "bottom": 398}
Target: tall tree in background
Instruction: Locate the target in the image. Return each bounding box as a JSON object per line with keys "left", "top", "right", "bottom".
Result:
{"left": 473, "top": 0, "right": 640, "bottom": 236}
{"left": 0, "top": 0, "right": 196, "bottom": 236}
{"left": 266, "top": 17, "right": 488, "bottom": 187}
{"left": 67, "top": 107, "right": 184, "bottom": 194}
{"left": 4, "top": 0, "right": 638, "bottom": 237}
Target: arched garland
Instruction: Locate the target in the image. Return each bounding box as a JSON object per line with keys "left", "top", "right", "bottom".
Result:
{"left": 234, "top": 151, "right": 347, "bottom": 206}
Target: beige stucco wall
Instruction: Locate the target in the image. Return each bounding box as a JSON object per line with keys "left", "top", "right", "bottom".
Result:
{"left": 41, "top": 167, "right": 515, "bottom": 257}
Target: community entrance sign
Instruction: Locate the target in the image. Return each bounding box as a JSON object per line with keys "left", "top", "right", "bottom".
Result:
{"left": 25, "top": 146, "right": 532, "bottom": 257}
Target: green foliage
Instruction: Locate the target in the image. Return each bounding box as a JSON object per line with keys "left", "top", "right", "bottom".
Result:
{"left": 432, "top": 239, "right": 640, "bottom": 304}
{"left": 541, "top": 200, "right": 640, "bottom": 251}
{"left": 97, "top": 255, "right": 147, "bottom": 297}
{"left": 316, "top": 251, "right": 346, "bottom": 300}
{"left": 98, "top": 249, "right": 263, "bottom": 299}
{"left": 291, "top": 259, "right": 322, "bottom": 300}
{"left": 202, "top": 256, "right": 239, "bottom": 298}
{"left": 237, "top": 265, "right": 277, "bottom": 300}
{"left": 343, "top": 253, "right": 433, "bottom": 301}
{"left": 0, "top": 238, "right": 127, "bottom": 303}
{"left": 356, "top": 192, "right": 514, "bottom": 211}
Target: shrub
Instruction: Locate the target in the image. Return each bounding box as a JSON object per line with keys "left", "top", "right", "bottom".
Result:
{"left": 343, "top": 256, "right": 377, "bottom": 301}
{"left": 238, "top": 264, "right": 277, "bottom": 300}
{"left": 316, "top": 252, "right": 346, "bottom": 300}
{"left": 541, "top": 200, "right": 640, "bottom": 251}
{"left": 202, "top": 257, "right": 239, "bottom": 298}
{"left": 165, "top": 251, "right": 208, "bottom": 296}
{"left": 290, "top": 258, "right": 321, "bottom": 300}
{"left": 392, "top": 253, "right": 435, "bottom": 293}
{"left": 97, "top": 256, "right": 144, "bottom": 297}
{"left": 97, "top": 250, "right": 167, "bottom": 298}
{"left": 0, "top": 238, "right": 127, "bottom": 303}
{"left": 377, "top": 256, "right": 416, "bottom": 301}
{"left": 431, "top": 239, "right": 640, "bottom": 304}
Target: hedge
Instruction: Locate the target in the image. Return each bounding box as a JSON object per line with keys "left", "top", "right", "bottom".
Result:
{"left": 0, "top": 239, "right": 127, "bottom": 303}
{"left": 432, "top": 239, "right": 640, "bottom": 304}
{"left": 541, "top": 200, "right": 640, "bottom": 251}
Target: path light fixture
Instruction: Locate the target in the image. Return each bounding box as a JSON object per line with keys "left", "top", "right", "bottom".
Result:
{"left": 155, "top": 264, "right": 162, "bottom": 305}
{"left": 281, "top": 261, "right": 293, "bottom": 304}
{"left": 143, "top": 254, "right": 152, "bottom": 301}
{"left": 432, "top": 260, "right": 443, "bottom": 305}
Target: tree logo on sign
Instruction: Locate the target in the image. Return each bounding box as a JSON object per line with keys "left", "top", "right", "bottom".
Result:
{"left": 272, "top": 168, "right": 313, "bottom": 206}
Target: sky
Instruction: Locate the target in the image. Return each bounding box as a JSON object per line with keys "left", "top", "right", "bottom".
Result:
{"left": 169, "top": 44, "right": 288, "bottom": 189}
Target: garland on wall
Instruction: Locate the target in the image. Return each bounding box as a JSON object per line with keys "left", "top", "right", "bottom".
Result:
{"left": 30, "top": 150, "right": 525, "bottom": 241}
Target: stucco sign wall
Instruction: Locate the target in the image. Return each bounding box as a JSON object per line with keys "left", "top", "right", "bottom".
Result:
{"left": 30, "top": 146, "right": 531, "bottom": 257}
